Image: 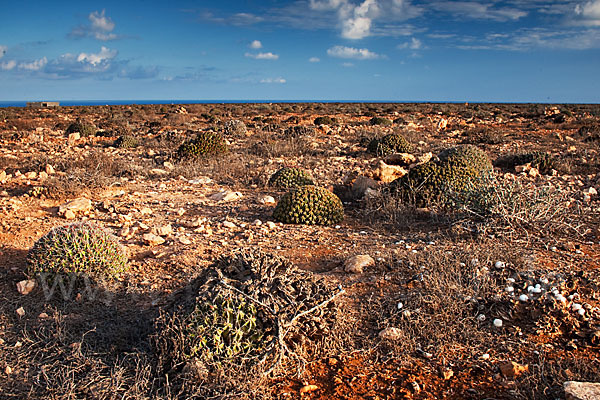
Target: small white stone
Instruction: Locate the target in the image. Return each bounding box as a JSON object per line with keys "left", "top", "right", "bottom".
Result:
{"left": 477, "top": 314, "right": 486, "bottom": 322}
{"left": 493, "top": 318, "right": 503, "bottom": 327}
{"left": 532, "top": 287, "right": 542, "bottom": 294}
{"left": 481, "top": 353, "right": 490, "bottom": 360}
{"left": 577, "top": 308, "right": 585, "bottom": 316}
{"left": 550, "top": 246, "right": 557, "bottom": 251}
{"left": 507, "top": 278, "right": 516, "bottom": 283}
{"left": 335, "top": 225, "right": 341, "bottom": 229}
{"left": 222, "top": 221, "right": 236, "bottom": 229}
{"left": 527, "top": 286, "right": 535, "bottom": 293}
{"left": 572, "top": 303, "right": 582, "bottom": 311}
{"left": 253, "top": 219, "right": 262, "bottom": 226}
{"left": 494, "top": 261, "right": 505, "bottom": 269}
{"left": 505, "top": 286, "right": 514, "bottom": 293}
{"left": 397, "top": 302, "right": 403, "bottom": 309}
{"left": 266, "top": 221, "right": 277, "bottom": 229}
{"left": 519, "top": 294, "right": 529, "bottom": 302}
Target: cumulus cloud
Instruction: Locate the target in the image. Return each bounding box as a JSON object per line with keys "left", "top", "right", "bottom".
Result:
{"left": 19, "top": 57, "right": 48, "bottom": 71}
{"left": 327, "top": 45, "right": 382, "bottom": 59}
{"left": 575, "top": 0, "right": 600, "bottom": 26}
{"left": 342, "top": 0, "right": 380, "bottom": 39}
{"left": 397, "top": 37, "right": 422, "bottom": 49}
{"left": 309, "top": 57, "right": 321, "bottom": 62}
{"left": 1, "top": 60, "right": 16, "bottom": 70}
{"left": 69, "top": 10, "right": 119, "bottom": 41}
{"left": 260, "top": 77, "right": 286, "bottom": 83}
{"left": 249, "top": 40, "right": 263, "bottom": 49}
{"left": 245, "top": 51, "right": 279, "bottom": 60}
{"left": 0, "top": 45, "right": 6, "bottom": 59}
{"left": 77, "top": 46, "right": 117, "bottom": 66}
{"left": 309, "top": 0, "right": 379, "bottom": 39}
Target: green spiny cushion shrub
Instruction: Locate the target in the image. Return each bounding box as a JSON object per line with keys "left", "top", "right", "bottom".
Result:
{"left": 176, "top": 131, "right": 228, "bottom": 159}
{"left": 268, "top": 167, "right": 314, "bottom": 189}
{"left": 154, "top": 249, "right": 340, "bottom": 388}
{"left": 65, "top": 120, "right": 96, "bottom": 137}
{"left": 223, "top": 119, "right": 247, "bottom": 136}
{"left": 273, "top": 185, "right": 344, "bottom": 225}
{"left": 367, "top": 133, "right": 413, "bottom": 156}
{"left": 392, "top": 145, "right": 493, "bottom": 206}
{"left": 114, "top": 134, "right": 139, "bottom": 148}
{"left": 183, "top": 292, "right": 267, "bottom": 362}
{"left": 369, "top": 117, "right": 393, "bottom": 126}
{"left": 27, "top": 222, "right": 128, "bottom": 280}
{"left": 314, "top": 116, "right": 336, "bottom": 126}
{"left": 495, "top": 151, "right": 557, "bottom": 174}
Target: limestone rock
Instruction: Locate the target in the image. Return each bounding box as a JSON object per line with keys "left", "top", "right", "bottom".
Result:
{"left": 58, "top": 198, "right": 92, "bottom": 216}
{"left": 383, "top": 153, "right": 417, "bottom": 167}
{"left": 344, "top": 254, "right": 375, "bottom": 274}
{"left": 351, "top": 176, "right": 378, "bottom": 199}
{"left": 209, "top": 189, "right": 243, "bottom": 202}
{"left": 45, "top": 164, "right": 55, "bottom": 174}
{"left": 564, "top": 381, "right": 600, "bottom": 400}
{"left": 373, "top": 160, "right": 408, "bottom": 183}
{"left": 16, "top": 280, "right": 36, "bottom": 295}
{"left": 222, "top": 220, "right": 236, "bottom": 229}
{"left": 499, "top": 361, "right": 528, "bottom": 378}
{"left": 378, "top": 327, "right": 402, "bottom": 340}
{"left": 258, "top": 194, "right": 276, "bottom": 205}
{"left": 153, "top": 224, "right": 173, "bottom": 236}
{"left": 63, "top": 210, "right": 76, "bottom": 220}
{"left": 67, "top": 132, "right": 80, "bottom": 145}
{"left": 143, "top": 233, "right": 166, "bottom": 246}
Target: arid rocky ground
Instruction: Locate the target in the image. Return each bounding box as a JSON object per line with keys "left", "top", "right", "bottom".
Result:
{"left": 0, "top": 102, "right": 599, "bottom": 399}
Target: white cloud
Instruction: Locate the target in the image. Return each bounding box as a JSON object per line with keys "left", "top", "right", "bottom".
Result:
{"left": 430, "top": 1, "right": 527, "bottom": 21}
{"left": 309, "top": 0, "right": 347, "bottom": 11}
{"left": 0, "top": 45, "right": 6, "bottom": 59}
{"left": 19, "top": 57, "right": 47, "bottom": 71}
{"left": 397, "top": 37, "right": 422, "bottom": 49}
{"left": 327, "top": 45, "right": 382, "bottom": 59}
{"left": 340, "top": 0, "right": 379, "bottom": 39}
{"left": 77, "top": 46, "right": 117, "bottom": 66}
{"left": 245, "top": 51, "right": 279, "bottom": 60}
{"left": 1, "top": 60, "right": 16, "bottom": 70}
{"left": 249, "top": 40, "right": 263, "bottom": 49}
{"left": 575, "top": 0, "right": 600, "bottom": 26}
{"left": 69, "top": 9, "right": 118, "bottom": 41}
{"left": 309, "top": 57, "right": 321, "bottom": 62}
{"left": 260, "top": 77, "right": 286, "bottom": 83}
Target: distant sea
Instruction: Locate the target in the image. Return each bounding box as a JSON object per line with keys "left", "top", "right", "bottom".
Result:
{"left": 0, "top": 100, "right": 425, "bottom": 108}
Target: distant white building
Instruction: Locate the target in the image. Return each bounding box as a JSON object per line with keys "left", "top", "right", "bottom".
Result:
{"left": 26, "top": 101, "right": 60, "bottom": 108}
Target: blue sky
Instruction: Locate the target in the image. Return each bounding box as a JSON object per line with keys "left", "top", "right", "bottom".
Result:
{"left": 1, "top": 0, "right": 599, "bottom": 102}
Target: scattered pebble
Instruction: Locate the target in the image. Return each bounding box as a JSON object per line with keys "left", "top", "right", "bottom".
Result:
{"left": 344, "top": 254, "right": 375, "bottom": 274}
{"left": 493, "top": 319, "right": 503, "bottom": 327}
{"left": 519, "top": 294, "right": 529, "bottom": 302}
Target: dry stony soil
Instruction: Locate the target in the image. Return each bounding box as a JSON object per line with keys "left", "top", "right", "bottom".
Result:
{"left": 0, "top": 102, "right": 599, "bottom": 399}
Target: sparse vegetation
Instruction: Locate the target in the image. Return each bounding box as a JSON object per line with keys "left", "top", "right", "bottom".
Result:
{"left": 27, "top": 222, "right": 128, "bottom": 281}
{"left": 176, "top": 131, "right": 228, "bottom": 159}
{"left": 273, "top": 185, "right": 344, "bottom": 225}
{"left": 268, "top": 166, "right": 314, "bottom": 188}
{"left": 391, "top": 144, "right": 493, "bottom": 206}
{"left": 0, "top": 102, "right": 599, "bottom": 400}
{"left": 367, "top": 132, "right": 413, "bottom": 156}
